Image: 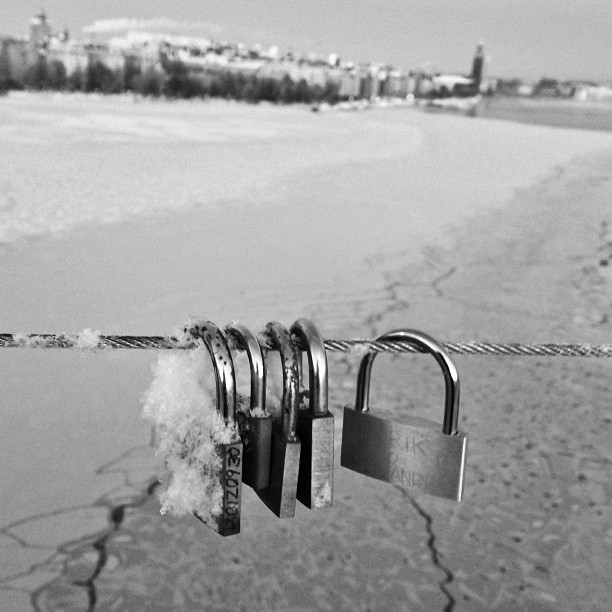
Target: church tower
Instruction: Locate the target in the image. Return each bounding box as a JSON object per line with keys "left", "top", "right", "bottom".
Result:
{"left": 30, "top": 9, "right": 52, "bottom": 47}
{"left": 471, "top": 41, "right": 485, "bottom": 89}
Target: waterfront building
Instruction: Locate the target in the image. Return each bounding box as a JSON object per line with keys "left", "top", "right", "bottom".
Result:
{"left": 574, "top": 84, "right": 612, "bottom": 101}
{"left": 338, "top": 69, "right": 361, "bottom": 98}
{"left": 412, "top": 72, "right": 433, "bottom": 97}
{"left": 1, "top": 9, "right": 411, "bottom": 100}
{"left": 471, "top": 41, "right": 485, "bottom": 88}
{"left": 384, "top": 69, "right": 409, "bottom": 98}
{"left": 47, "top": 38, "right": 87, "bottom": 75}
{"left": 343, "top": 73, "right": 359, "bottom": 99}
{"left": 432, "top": 74, "right": 474, "bottom": 96}
{"left": 328, "top": 53, "right": 340, "bottom": 68}
{"left": 0, "top": 37, "right": 34, "bottom": 84}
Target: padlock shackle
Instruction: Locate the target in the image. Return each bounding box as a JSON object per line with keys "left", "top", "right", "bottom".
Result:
{"left": 186, "top": 319, "right": 237, "bottom": 422}
{"left": 266, "top": 321, "right": 300, "bottom": 441}
{"left": 226, "top": 323, "right": 266, "bottom": 415}
{"left": 355, "top": 329, "right": 460, "bottom": 436}
{"left": 290, "top": 318, "right": 328, "bottom": 417}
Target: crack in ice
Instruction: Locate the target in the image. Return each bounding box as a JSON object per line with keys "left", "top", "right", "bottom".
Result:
{"left": 62, "top": 480, "right": 159, "bottom": 612}
{"left": 398, "top": 488, "right": 456, "bottom": 612}
{"left": 431, "top": 266, "right": 457, "bottom": 298}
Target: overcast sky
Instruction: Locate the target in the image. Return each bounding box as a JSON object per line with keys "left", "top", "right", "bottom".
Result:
{"left": 1, "top": 1, "right": 611, "bottom": 81}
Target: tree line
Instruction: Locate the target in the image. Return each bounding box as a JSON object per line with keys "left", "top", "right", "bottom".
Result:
{"left": 0, "top": 53, "right": 341, "bottom": 104}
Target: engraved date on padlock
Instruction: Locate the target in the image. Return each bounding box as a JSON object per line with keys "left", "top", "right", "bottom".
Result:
{"left": 195, "top": 440, "right": 243, "bottom": 536}
{"left": 220, "top": 441, "right": 243, "bottom": 534}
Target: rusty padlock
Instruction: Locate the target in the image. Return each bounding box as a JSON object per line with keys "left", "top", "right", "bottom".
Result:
{"left": 256, "top": 321, "right": 301, "bottom": 518}
{"left": 187, "top": 319, "right": 243, "bottom": 536}
{"left": 226, "top": 322, "right": 272, "bottom": 491}
{"left": 291, "top": 318, "right": 334, "bottom": 509}
{"left": 341, "top": 329, "right": 467, "bottom": 501}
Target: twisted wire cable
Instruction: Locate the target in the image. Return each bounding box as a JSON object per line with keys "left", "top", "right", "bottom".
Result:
{"left": 1, "top": 333, "right": 612, "bottom": 357}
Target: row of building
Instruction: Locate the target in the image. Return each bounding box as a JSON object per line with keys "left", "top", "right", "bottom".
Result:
{"left": 495, "top": 77, "right": 612, "bottom": 101}
{"left": 1, "top": 10, "right": 487, "bottom": 100}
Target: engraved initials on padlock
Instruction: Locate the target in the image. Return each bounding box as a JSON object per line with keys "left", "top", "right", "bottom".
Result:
{"left": 187, "top": 320, "right": 243, "bottom": 536}
{"left": 256, "top": 321, "right": 301, "bottom": 518}
{"left": 341, "top": 329, "right": 467, "bottom": 501}
{"left": 291, "top": 318, "right": 334, "bottom": 509}
{"left": 226, "top": 322, "right": 272, "bottom": 491}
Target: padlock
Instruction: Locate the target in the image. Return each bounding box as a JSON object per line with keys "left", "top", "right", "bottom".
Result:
{"left": 256, "top": 321, "right": 301, "bottom": 518}
{"left": 341, "top": 329, "right": 467, "bottom": 501}
{"left": 290, "top": 318, "right": 334, "bottom": 509}
{"left": 187, "top": 319, "right": 243, "bottom": 536}
{"left": 226, "top": 322, "right": 272, "bottom": 491}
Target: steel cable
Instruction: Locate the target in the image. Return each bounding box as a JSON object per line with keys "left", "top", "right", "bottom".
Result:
{"left": 1, "top": 333, "right": 612, "bottom": 357}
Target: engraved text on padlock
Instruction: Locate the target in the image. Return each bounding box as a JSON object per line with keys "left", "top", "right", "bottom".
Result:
{"left": 226, "top": 322, "right": 272, "bottom": 491}
{"left": 188, "top": 320, "right": 243, "bottom": 535}
{"left": 341, "top": 329, "right": 467, "bottom": 501}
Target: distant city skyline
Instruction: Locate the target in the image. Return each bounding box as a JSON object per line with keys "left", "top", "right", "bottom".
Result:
{"left": 1, "top": 1, "right": 611, "bottom": 82}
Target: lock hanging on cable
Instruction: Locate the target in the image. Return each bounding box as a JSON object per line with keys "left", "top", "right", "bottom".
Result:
{"left": 226, "top": 322, "right": 272, "bottom": 491}
{"left": 340, "top": 329, "right": 468, "bottom": 501}
{"left": 291, "top": 318, "right": 334, "bottom": 509}
{"left": 256, "top": 321, "right": 302, "bottom": 518}
{"left": 188, "top": 320, "right": 243, "bottom": 535}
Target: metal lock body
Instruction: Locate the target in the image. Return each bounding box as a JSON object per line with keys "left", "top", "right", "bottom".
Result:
{"left": 256, "top": 321, "right": 301, "bottom": 518}
{"left": 291, "top": 318, "right": 334, "bottom": 509}
{"left": 341, "top": 329, "right": 467, "bottom": 501}
{"left": 226, "top": 322, "right": 272, "bottom": 491}
{"left": 187, "top": 319, "right": 243, "bottom": 536}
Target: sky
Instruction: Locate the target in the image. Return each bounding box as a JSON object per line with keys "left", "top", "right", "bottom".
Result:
{"left": 1, "top": 1, "right": 611, "bottom": 82}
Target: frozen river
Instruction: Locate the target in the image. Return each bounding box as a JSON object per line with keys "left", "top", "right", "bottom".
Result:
{"left": 1, "top": 93, "right": 612, "bottom": 611}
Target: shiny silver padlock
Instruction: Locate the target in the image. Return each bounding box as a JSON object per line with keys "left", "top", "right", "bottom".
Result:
{"left": 341, "top": 329, "right": 467, "bottom": 501}
{"left": 226, "top": 322, "right": 272, "bottom": 491}
{"left": 291, "top": 318, "right": 334, "bottom": 509}
{"left": 187, "top": 319, "right": 243, "bottom": 536}
{"left": 256, "top": 321, "right": 301, "bottom": 518}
